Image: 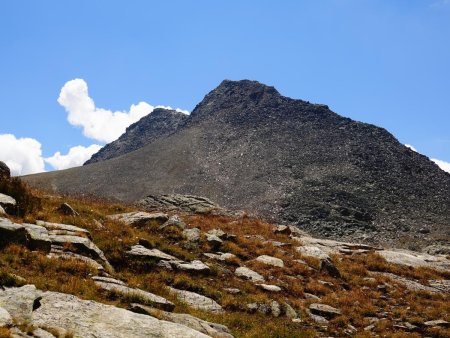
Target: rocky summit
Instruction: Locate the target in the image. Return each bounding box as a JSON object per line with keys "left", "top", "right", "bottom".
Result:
{"left": 23, "top": 80, "right": 450, "bottom": 250}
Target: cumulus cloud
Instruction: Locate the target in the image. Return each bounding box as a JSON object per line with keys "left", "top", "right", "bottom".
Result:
{"left": 58, "top": 79, "right": 189, "bottom": 143}
{"left": 0, "top": 134, "right": 45, "bottom": 176}
{"left": 45, "top": 144, "right": 102, "bottom": 170}
{"left": 431, "top": 158, "right": 450, "bottom": 174}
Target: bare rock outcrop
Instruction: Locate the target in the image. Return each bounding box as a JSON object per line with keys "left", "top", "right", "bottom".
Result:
{"left": 94, "top": 279, "right": 175, "bottom": 311}
{"left": 168, "top": 287, "right": 223, "bottom": 314}
{"left": 0, "top": 217, "right": 112, "bottom": 271}
{"left": 130, "top": 304, "right": 234, "bottom": 338}
{"left": 0, "top": 285, "right": 210, "bottom": 338}
{"left": 235, "top": 267, "right": 265, "bottom": 283}
{"left": 108, "top": 211, "right": 169, "bottom": 227}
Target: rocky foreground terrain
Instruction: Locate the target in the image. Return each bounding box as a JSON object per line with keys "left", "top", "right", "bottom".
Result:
{"left": 1, "top": 163, "right": 450, "bottom": 337}
{"left": 23, "top": 80, "right": 450, "bottom": 250}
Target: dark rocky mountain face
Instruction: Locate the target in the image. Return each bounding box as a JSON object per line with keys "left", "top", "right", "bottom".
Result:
{"left": 23, "top": 80, "right": 450, "bottom": 250}
{"left": 85, "top": 108, "right": 188, "bottom": 164}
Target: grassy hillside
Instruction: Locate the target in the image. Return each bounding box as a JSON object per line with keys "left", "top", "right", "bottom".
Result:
{"left": 1, "top": 178, "right": 449, "bottom": 337}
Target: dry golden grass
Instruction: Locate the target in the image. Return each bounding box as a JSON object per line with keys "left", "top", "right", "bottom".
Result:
{"left": 0, "top": 328, "right": 10, "bottom": 338}
{"left": 1, "top": 178, "right": 450, "bottom": 337}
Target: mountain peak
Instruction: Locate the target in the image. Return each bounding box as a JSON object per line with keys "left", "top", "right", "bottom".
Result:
{"left": 84, "top": 107, "right": 188, "bottom": 165}
{"left": 189, "top": 79, "right": 285, "bottom": 120}
{"left": 216, "top": 79, "right": 279, "bottom": 94}
{"left": 208, "top": 79, "right": 281, "bottom": 103}
{"left": 25, "top": 80, "right": 450, "bottom": 251}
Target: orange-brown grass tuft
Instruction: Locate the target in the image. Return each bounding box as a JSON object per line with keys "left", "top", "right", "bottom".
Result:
{"left": 0, "top": 328, "right": 11, "bottom": 338}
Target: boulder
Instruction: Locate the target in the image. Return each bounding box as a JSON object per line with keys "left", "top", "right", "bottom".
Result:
{"left": 0, "top": 217, "right": 27, "bottom": 248}
{"left": 235, "top": 267, "right": 265, "bottom": 283}
{"left": 428, "top": 279, "right": 450, "bottom": 293}
{"left": 108, "top": 211, "right": 169, "bottom": 227}
{"left": 126, "top": 245, "right": 179, "bottom": 261}
{"left": 364, "top": 324, "right": 375, "bottom": 331}
{"left": 308, "top": 311, "right": 329, "bottom": 325}
{"left": 423, "top": 319, "right": 450, "bottom": 328}
{"left": 170, "top": 260, "right": 210, "bottom": 273}
{"left": 284, "top": 303, "right": 298, "bottom": 319}
{"left": 204, "top": 252, "right": 237, "bottom": 262}
{"left": 182, "top": 228, "right": 201, "bottom": 242}
{"left": 0, "top": 193, "right": 16, "bottom": 214}
{"left": 57, "top": 203, "right": 79, "bottom": 216}
{"left": 0, "top": 161, "right": 10, "bottom": 180}
{"left": 373, "top": 272, "right": 443, "bottom": 293}
{"left": 304, "top": 293, "right": 321, "bottom": 301}
{"left": 157, "top": 260, "right": 175, "bottom": 270}
{"left": 263, "top": 240, "right": 291, "bottom": 248}
{"left": 0, "top": 284, "right": 42, "bottom": 325}
{"left": 296, "top": 245, "right": 330, "bottom": 260}
{"left": 168, "top": 287, "right": 223, "bottom": 313}
{"left": 393, "top": 323, "right": 418, "bottom": 331}
{"left": 270, "top": 301, "right": 281, "bottom": 317}
{"left": 207, "top": 229, "right": 226, "bottom": 239}
{"left": 223, "top": 288, "right": 241, "bottom": 294}
{"left": 273, "top": 225, "right": 307, "bottom": 237}
{"left": 91, "top": 276, "right": 126, "bottom": 286}
{"left": 21, "top": 223, "right": 51, "bottom": 252}
{"left": 36, "top": 220, "right": 91, "bottom": 238}
{"left": 207, "top": 234, "right": 223, "bottom": 248}
{"left": 273, "top": 225, "right": 291, "bottom": 235}
{"left": 130, "top": 304, "right": 234, "bottom": 338}
{"left": 257, "top": 284, "right": 282, "bottom": 292}
{"left": 247, "top": 302, "right": 282, "bottom": 317}
{"left": 294, "top": 236, "right": 381, "bottom": 255}
{"left": 378, "top": 249, "right": 450, "bottom": 271}
{"left": 0, "top": 219, "right": 53, "bottom": 253}
{"left": 49, "top": 234, "right": 111, "bottom": 270}
{"left": 246, "top": 303, "right": 259, "bottom": 313}
{"left": 0, "top": 287, "right": 209, "bottom": 338}
{"left": 255, "top": 255, "right": 284, "bottom": 268}
{"left": 48, "top": 249, "right": 105, "bottom": 271}
{"left": 318, "top": 280, "right": 335, "bottom": 289}
{"left": 319, "top": 258, "right": 341, "bottom": 278}
{"left": 0, "top": 306, "right": 12, "bottom": 327}
{"left": 309, "top": 303, "right": 341, "bottom": 319}
{"left": 137, "top": 194, "right": 220, "bottom": 214}
{"left": 94, "top": 280, "right": 174, "bottom": 311}
{"left": 296, "top": 244, "right": 341, "bottom": 276}
{"left": 161, "top": 215, "right": 187, "bottom": 229}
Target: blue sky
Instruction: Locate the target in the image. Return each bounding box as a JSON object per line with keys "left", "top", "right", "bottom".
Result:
{"left": 0, "top": 0, "right": 449, "bottom": 175}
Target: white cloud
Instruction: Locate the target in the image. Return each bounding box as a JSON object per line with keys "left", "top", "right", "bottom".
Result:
{"left": 0, "top": 134, "right": 45, "bottom": 176}
{"left": 405, "top": 144, "right": 417, "bottom": 152}
{"left": 431, "top": 158, "right": 450, "bottom": 174}
{"left": 58, "top": 79, "right": 189, "bottom": 143}
{"left": 0, "top": 79, "right": 189, "bottom": 176}
{"left": 45, "top": 144, "right": 103, "bottom": 171}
